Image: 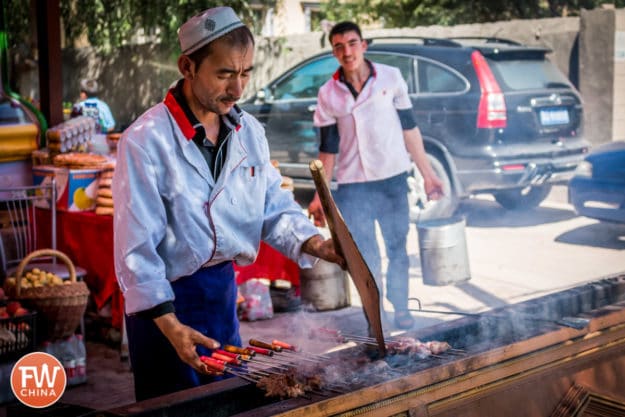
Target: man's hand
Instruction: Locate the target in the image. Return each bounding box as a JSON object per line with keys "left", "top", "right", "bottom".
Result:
{"left": 424, "top": 174, "right": 444, "bottom": 201}
{"left": 403, "top": 127, "right": 445, "bottom": 201}
{"left": 301, "top": 235, "right": 345, "bottom": 268}
{"left": 307, "top": 194, "right": 326, "bottom": 227}
{"left": 154, "top": 313, "right": 222, "bottom": 375}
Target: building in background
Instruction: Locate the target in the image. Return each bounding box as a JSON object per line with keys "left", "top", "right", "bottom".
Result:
{"left": 251, "top": 0, "right": 323, "bottom": 36}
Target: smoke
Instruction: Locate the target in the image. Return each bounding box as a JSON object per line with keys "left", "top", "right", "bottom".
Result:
{"left": 241, "top": 275, "right": 625, "bottom": 395}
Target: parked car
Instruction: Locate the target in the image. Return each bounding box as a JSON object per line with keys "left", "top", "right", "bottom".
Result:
{"left": 241, "top": 37, "right": 590, "bottom": 221}
{"left": 568, "top": 141, "right": 625, "bottom": 224}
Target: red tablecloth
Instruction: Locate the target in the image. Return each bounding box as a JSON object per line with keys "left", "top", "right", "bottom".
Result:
{"left": 35, "top": 209, "right": 124, "bottom": 330}
{"left": 35, "top": 209, "right": 300, "bottom": 329}
{"left": 234, "top": 243, "right": 300, "bottom": 288}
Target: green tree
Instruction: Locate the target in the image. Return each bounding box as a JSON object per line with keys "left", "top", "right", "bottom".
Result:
{"left": 4, "top": 0, "right": 258, "bottom": 54}
{"left": 59, "top": 0, "right": 262, "bottom": 52}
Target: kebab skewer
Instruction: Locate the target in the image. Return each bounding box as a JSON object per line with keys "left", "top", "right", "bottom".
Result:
{"left": 250, "top": 338, "right": 330, "bottom": 363}
{"left": 312, "top": 328, "right": 465, "bottom": 356}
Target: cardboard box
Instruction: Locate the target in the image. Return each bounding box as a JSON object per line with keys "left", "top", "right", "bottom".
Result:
{"left": 33, "top": 165, "right": 100, "bottom": 211}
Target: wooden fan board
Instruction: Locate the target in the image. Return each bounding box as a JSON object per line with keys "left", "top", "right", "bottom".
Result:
{"left": 309, "top": 160, "right": 386, "bottom": 356}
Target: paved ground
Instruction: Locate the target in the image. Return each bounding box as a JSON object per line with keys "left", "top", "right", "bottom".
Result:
{"left": 2, "top": 186, "right": 625, "bottom": 415}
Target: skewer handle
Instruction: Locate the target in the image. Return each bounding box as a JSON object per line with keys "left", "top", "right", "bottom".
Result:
{"left": 215, "top": 349, "right": 240, "bottom": 360}
{"left": 272, "top": 339, "right": 298, "bottom": 351}
{"left": 312, "top": 328, "right": 347, "bottom": 343}
{"left": 250, "top": 338, "right": 283, "bottom": 352}
{"left": 224, "top": 345, "right": 256, "bottom": 357}
{"left": 247, "top": 346, "right": 273, "bottom": 356}
{"left": 316, "top": 327, "right": 341, "bottom": 336}
{"left": 212, "top": 352, "right": 241, "bottom": 366}
{"left": 200, "top": 356, "right": 225, "bottom": 372}
{"left": 202, "top": 355, "right": 258, "bottom": 384}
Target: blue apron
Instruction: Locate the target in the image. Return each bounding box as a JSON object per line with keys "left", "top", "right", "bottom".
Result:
{"left": 126, "top": 261, "right": 241, "bottom": 401}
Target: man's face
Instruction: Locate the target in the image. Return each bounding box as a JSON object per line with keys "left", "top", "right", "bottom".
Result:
{"left": 188, "top": 37, "right": 254, "bottom": 115}
{"left": 331, "top": 30, "right": 367, "bottom": 72}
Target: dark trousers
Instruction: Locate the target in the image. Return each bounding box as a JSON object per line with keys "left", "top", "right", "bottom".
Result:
{"left": 334, "top": 172, "right": 410, "bottom": 311}
{"left": 126, "top": 261, "right": 241, "bottom": 401}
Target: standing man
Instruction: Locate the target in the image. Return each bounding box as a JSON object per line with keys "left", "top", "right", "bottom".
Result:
{"left": 72, "top": 78, "right": 116, "bottom": 133}
{"left": 72, "top": 78, "right": 116, "bottom": 154}
{"left": 113, "top": 7, "right": 343, "bottom": 401}
{"left": 308, "top": 21, "right": 443, "bottom": 331}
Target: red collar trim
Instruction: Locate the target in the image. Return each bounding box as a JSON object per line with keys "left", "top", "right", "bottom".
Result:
{"left": 370, "top": 61, "right": 377, "bottom": 77}
{"left": 164, "top": 90, "right": 196, "bottom": 140}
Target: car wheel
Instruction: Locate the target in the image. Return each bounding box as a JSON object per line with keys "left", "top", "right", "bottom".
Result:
{"left": 407, "top": 155, "right": 457, "bottom": 223}
{"left": 493, "top": 184, "right": 552, "bottom": 210}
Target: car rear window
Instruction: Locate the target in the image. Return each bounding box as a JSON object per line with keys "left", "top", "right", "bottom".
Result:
{"left": 417, "top": 60, "right": 466, "bottom": 93}
{"left": 488, "top": 59, "right": 572, "bottom": 91}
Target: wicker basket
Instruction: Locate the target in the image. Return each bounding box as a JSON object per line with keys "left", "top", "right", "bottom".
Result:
{"left": 12, "top": 249, "right": 90, "bottom": 341}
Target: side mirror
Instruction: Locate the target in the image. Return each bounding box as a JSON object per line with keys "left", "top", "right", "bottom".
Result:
{"left": 254, "top": 89, "right": 267, "bottom": 105}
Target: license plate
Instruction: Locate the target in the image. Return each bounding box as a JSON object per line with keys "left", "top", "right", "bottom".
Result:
{"left": 539, "top": 108, "right": 569, "bottom": 126}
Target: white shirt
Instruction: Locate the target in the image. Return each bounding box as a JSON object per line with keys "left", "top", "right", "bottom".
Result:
{"left": 314, "top": 63, "right": 413, "bottom": 184}
{"left": 113, "top": 93, "right": 319, "bottom": 314}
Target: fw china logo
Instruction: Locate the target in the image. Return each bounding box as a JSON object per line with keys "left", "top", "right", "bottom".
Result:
{"left": 11, "top": 352, "right": 67, "bottom": 408}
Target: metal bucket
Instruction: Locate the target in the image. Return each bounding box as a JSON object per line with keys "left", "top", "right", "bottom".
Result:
{"left": 417, "top": 216, "right": 471, "bottom": 286}
{"left": 300, "top": 259, "right": 351, "bottom": 311}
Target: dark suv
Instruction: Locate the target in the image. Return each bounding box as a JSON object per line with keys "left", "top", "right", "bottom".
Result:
{"left": 241, "top": 37, "right": 589, "bottom": 221}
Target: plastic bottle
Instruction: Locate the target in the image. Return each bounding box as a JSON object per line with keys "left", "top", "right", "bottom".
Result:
{"left": 74, "top": 334, "right": 87, "bottom": 384}
{"left": 41, "top": 340, "right": 56, "bottom": 357}
{"left": 57, "top": 335, "right": 77, "bottom": 385}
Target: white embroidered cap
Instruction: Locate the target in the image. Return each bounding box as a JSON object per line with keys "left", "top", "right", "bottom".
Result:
{"left": 80, "top": 78, "right": 99, "bottom": 94}
{"left": 178, "top": 7, "right": 245, "bottom": 55}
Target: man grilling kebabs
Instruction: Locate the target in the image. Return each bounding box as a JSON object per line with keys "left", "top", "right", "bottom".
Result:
{"left": 113, "top": 7, "right": 343, "bottom": 401}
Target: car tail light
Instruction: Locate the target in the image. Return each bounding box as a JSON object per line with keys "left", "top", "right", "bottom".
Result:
{"left": 472, "top": 51, "right": 507, "bottom": 129}
{"left": 502, "top": 164, "right": 525, "bottom": 171}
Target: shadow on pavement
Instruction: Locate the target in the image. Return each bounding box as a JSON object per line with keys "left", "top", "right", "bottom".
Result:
{"left": 452, "top": 282, "right": 509, "bottom": 309}
{"left": 555, "top": 221, "right": 625, "bottom": 250}
{"left": 457, "top": 198, "right": 577, "bottom": 228}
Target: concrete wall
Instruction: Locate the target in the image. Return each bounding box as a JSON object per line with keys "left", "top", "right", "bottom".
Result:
{"left": 579, "top": 9, "right": 616, "bottom": 144}
{"left": 16, "top": 10, "right": 623, "bottom": 144}
{"left": 60, "top": 44, "right": 179, "bottom": 128}
{"left": 613, "top": 9, "right": 625, "bottom": 141}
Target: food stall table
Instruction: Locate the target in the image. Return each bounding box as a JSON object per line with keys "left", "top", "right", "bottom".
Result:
{"left": 235, "top": 242, "right": 300, "bottom": 288}
{"left": 35, "top": 209, "right": 124, "bottom": 330}
{"left": 35, "top": 209, "right": 300, "bottom": 330}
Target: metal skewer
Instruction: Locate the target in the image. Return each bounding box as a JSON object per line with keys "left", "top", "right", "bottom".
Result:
{"left": 244, "top": 356, "right": 293, "bottom": 370}
{"left": 316, "top": 327, "right": 464, "bottom": 357}
{"left": 312, "top": 328, "right": 380, "bottom": 347}
{"left": 272, "top": 339, "right": 333, "bottom": 361}
{"left": 250, "top": 339, "right": 324, "bottom": 365}
{"left": 201, "top": 356, "right": 260, "bottom": 384}
{"left": 276, "top": 349, "right": 324, "bottom": 364}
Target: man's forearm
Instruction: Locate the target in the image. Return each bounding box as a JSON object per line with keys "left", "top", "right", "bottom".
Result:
{"left": 154, "top": 312, "right": 183, "bottom": 338}
{"left": 404, "top": 127, "right": 435, "bottom": 179}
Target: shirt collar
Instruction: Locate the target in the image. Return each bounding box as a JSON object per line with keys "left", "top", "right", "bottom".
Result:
{"left": 333, "top": 59, "right": 376, "bottom": 82}
{"left": 163, "top": 79, "right": 243, "bottom": 141}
